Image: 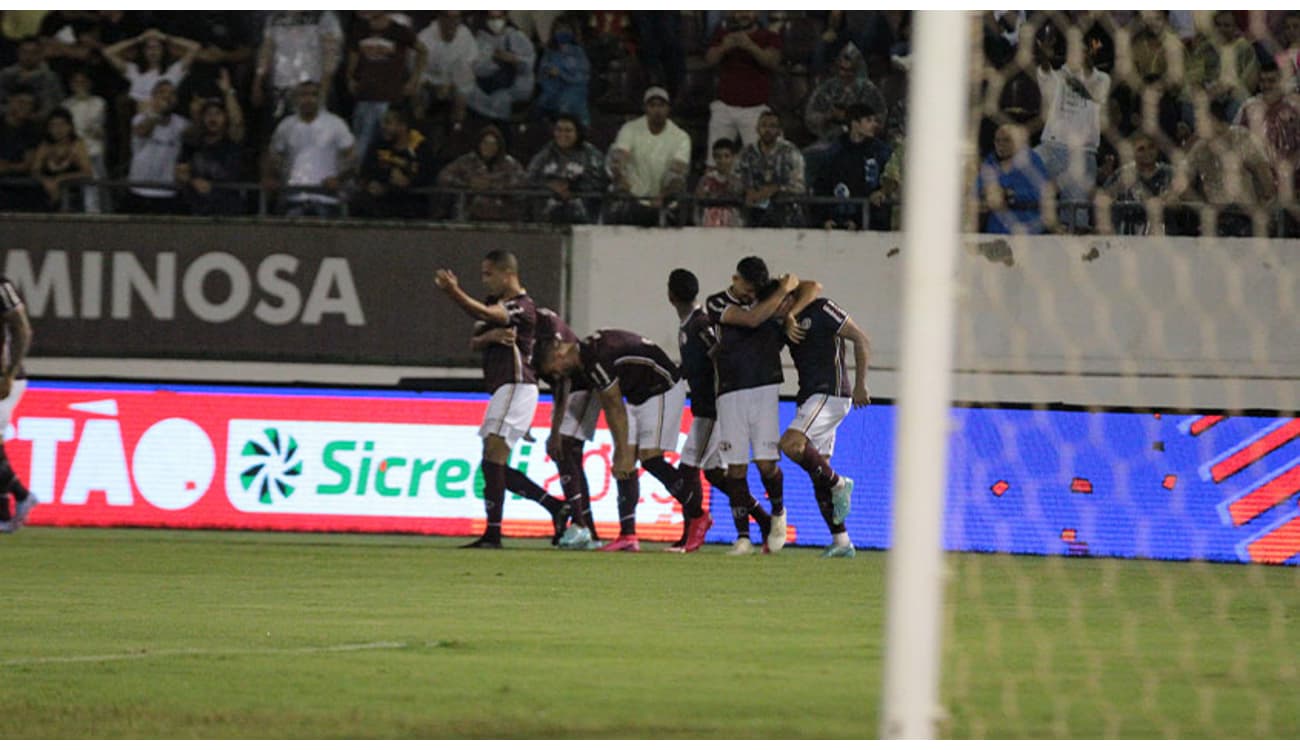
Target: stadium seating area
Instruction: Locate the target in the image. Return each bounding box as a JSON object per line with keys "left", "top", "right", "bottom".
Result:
{"left": 2, "top": 10, "right": 1299, "bottom": 236}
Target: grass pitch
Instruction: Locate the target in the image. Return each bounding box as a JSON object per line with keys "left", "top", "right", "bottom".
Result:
{"left": 0, "top": 528, "right": 1296, "bottom": 738}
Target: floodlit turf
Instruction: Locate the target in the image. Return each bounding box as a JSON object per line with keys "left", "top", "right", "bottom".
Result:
{"left": 0, "top": 528, "right": 1296, "bottom": 739}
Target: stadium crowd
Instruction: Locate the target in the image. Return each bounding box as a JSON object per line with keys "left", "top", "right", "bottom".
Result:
{"left": 0, "top": 10, "right": 1297, "bottom": 236}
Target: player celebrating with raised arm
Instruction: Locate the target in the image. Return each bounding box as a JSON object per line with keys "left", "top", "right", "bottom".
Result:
{"left": 706, "top": 256, "right": 819, "bottom": 555}
{"left": 779, "top": 293, "right": 871, "bottom": 557}
{"left": 665, "top": 268, "right": 728, "bottom": 553}
{"left": 435, "top": 250, "right": 567, "bottom": 549}
{"left": 540, "top": 329, "right": 696, "bottom": 552}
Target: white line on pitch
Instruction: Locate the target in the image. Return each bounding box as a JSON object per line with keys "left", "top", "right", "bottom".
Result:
{"left": 0, "top": 640, "right": 414, "bottom": 666}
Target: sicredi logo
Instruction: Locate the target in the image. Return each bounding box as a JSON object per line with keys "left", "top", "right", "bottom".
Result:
{"left": 224, "top": 420, "right": 491, "bottom": 517}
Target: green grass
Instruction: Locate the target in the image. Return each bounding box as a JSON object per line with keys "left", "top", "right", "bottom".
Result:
{"left": 0, "top": 528, "right": 1296, "bottom": 738}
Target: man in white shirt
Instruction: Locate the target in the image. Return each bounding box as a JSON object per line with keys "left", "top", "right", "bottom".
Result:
{"left": 252, "top": 11, "right": 343, "bottom": 121}
{"left": 264, "top": 79, "right": 356, "bottom": 217}
{"left": 1034, "top": 28, "right": 1109, "bottom": 232}
{"left": 127, "top": 79, "right": 189, "bottom": 214}
{"left": 607, "top": 86, "right": 692, "bottom": 226}
{"left": 416, "top": 11, "right": 477, "bottom": 127}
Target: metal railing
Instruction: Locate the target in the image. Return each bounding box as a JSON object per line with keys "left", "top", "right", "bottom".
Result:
{"left": 3, "top": 176, "right": 1298, "bottom": 236}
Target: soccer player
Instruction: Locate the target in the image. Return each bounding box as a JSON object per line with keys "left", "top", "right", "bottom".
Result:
{"left": 706, "top": 256, "right": 819, "bottom": 555}
{"left": 780, "top": 294, "right": 871, "bottom": 557}
{"left": 534, "top": 306, "right": 603, "bottom": 549}
{"left": 540, "top": 329, "right": 697, "bottom": 552}
{"left": 0, "top": 275, "right": 39, "bottom": 533}
{"left": 666, "top": 268, "right": 729, "bottom": 553}
{"left": 435, "top": 250, "right": 568, "bottom": 548}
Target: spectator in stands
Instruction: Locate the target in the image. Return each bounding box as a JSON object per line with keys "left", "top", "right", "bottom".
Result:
{"left": 1275, "top": 12, "right": 1300, "bottom": 93}
{"left": 607, "top": 86, "right": 691, "bottom": 226}
{"left": 264, "top": 79, "right": 355, "bottom": 218}
{"left": 30, "top": 106, "right": 92, "bottom": 211}
{"left": 1034, "top": 23, "right": 1110, "bottom": 233}
{"left": 804, "top": 42, "right": 886, "bottom": 145}
{"left": 534, "top": 17, "right": 590, "bottom": 126}
{"left": 1234, "top": 59, "right": 1300, "bottom": 202}
{"left": 1186, "top": 11, "right": 1259, "bottom": 125}
{"left": 175, "top": 70, "right": 245, "bottom": 216}
{"left": 738, "top": 110, "right": 806, "bottom": 228}
{"left": 0, "top": 86, "right": 42, "bottom": 211}
{"left": 1172, "top": 96, "right": 1275, "bottom": 237}
{"left": 880, "top": 135, "right": 905, "bottom": 229}
{"left": 982, "top": 11, "right": 1027, "bottom": 70}
{"left": 352, "top": 104, "right": 439, "bottom": 220}
{"left": 416, "top": 11, "right": 476, "bottom": 129}
{"left": 125, "top": 79, "right": 188, "bottom": 214}
{"left": 252, "top": 11, "right": 343, "bottom": 123}
{"left": 582, "top": 11, "right": 630, "bottom": 93}
{"left": 465, "top": 11, "right": 535, "bottom": 125}
{"left": 1099, "top": 131, "right": 1173, "bottom": 235}
{"left": 152, "top": 12, "right": 253, "bottom": 124}
{"left": 1111, "top": 10, "right": 1185, "bottom": 147}
{"left": 36, "top": 10, "right": 109, "bottom": 88}
{"left": 437, "top": 122, "right": 526, "bottom": 222}
{"left": 103, "top": 27, "right": 200, "bottom": 115}
{"left": 345, "top": 12, "right": 426, "bottom": 165}
{"left": 62, "top": 68, "right": 107, "bottom": 212}
{"left": 694, "top": 138, "right": 744, "bottom": 227}
{"left": 974, "top": 123, "right": 1051, "bottom": 235}
{"left": 814, "top": 11, "right": 869, "bottom": 75}
{"left": 704, "top": 10, "right": 781, "bottom": 157}
{"left": 811, "top": 102, "right": 892, "bottom": 231}
{"left": 526, "top": 113, "right": 606, "bottom": 224}
{"left": 630, "top": 11, "right": 685, "bottom": 96}
{"left": 0, "top": 36, "right": 65, "bottom": 122}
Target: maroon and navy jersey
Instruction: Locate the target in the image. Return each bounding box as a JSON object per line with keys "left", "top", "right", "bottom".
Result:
{"left": 478, "top": 291, "right": 537, "bottom": 392}
{"left": 532, "top": 306, "right": 591, "bottom": 392}
{"left": 788, "top": 297, "right": 852, "bottom": 404}
{"left": 678, "top": 306, "right": 719, "bottom": 418}
{"left": 705, "top": 288, "right": 785, "bottom": 396}
{"left": 579, "top": 329, "right": 681, "bottom": 406}
{"left": 0, "top": 276, "right": 25, "bottom": 380}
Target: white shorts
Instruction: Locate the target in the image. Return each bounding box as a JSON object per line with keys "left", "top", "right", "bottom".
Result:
{"left": 716, "top": 383, "right": 781, "bottom": 465}
{"left": 0, "top": 378, "right": 27, "bottom": 429}
{"left": 788, "top": 394, "right": 852, "bottom": 457}
{"left": 478, "top": 383, "right": 540, "bottom": 449}
{"left": 626, "top": 380, "right": 687, "bottom": 454}
{"left": 679, "top": 415, "right": 724, "bottom": 471}
{"left": 559, "top": 389, "right": 601, "bottom": 441}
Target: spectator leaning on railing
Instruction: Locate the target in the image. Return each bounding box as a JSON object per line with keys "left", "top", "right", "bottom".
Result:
{"left": 1099, "top": 131, "right": 1173, "bottom": 235}
{"left": 738, "top": 109, "right": 806, "bottom": 228}
{"left": 126, "top": 79, "right": 188, "bottom": 215}
{"left": 264, "top": 79, "right": 356, "bottom": 218}
{"left": 30, "top": 106, "right": 92, "bottom": 212}
{"left": 437, "top": 122, "right": 526, "bottom": 222}
{"left": 606, "top": 86, "right": 691, "bottom": 226}
{"left": 175, "top": 70, "right": 245, "bottom": 217}
{"left": 974, "top": 123, "right": 1052, "bottom": 235}
{"left": 1171, "top": 95, "right": 1275, "bottom": 237}
{"left": 695, "top": 138, "right": 745, "bottom": 227}
{"left": 526, "top": 113, "right": 606, "bottom": 224}
{"left": 352, "top": 103, "right": 439, "bottom": 220}
{"left": 810, "top": 102, "right": 892, "bottom": 231}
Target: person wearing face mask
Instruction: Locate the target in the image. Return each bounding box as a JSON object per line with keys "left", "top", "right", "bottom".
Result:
{"left": 465, "top": 11, "right": 535, "bottom": 124}
{"left": 533, "top": 18, "right": 590, "bottom": 126}
{"left": 703, "top": 10, "right": 782, "bottom": 162}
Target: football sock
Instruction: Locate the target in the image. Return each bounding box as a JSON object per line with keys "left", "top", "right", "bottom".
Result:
{"left": 761, "top": 466, "right": 784, "bottom": 516}
{"left": 797, "top": 440, "right": 839, "bottom": 492}
{"left": 704, "top": 468, "right": 730, "bottom": 501}
{"left": 725, "top": 476, "right": 770, "bottom": 538}
{"left": 815, "top": 485, "right": 847, "bottom": 534}
{"left": 641, "top": 454, "right": 701, "bottom": 517}
{"left": 556, "top": 440, "right": 589, "bottom": 527}
{"left": 678, "top": 466, "right": 704, "bottom": 518}
{"left": 616, "top": 476, "right": 639, "bottom": 537}
{"left": 0, "top": 443, "right": 27, "bottom": 503}
{"left": 504, "top": 467, "right": 563, "bottom": 514}
{"left": 482, "top": 461, "right": 506, "bottom": 542}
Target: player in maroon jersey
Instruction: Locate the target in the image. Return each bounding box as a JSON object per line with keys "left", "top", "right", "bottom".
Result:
{"left": 435, "top": 250, "right": 567, "bottom": 548}
{"left": 0, "top": 275, "right": 38, "bottom": 533}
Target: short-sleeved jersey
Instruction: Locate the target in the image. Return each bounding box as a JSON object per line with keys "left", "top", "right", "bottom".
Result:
{"left": 478, "top": 291, "right": 537, "bottom": 393}
{"left": 788, "top": 297, "right": 852, "bottom": 404}
{"left": 0, "top": 276, "right": 26, "bottom": 379}
{"left": 705, "top": 288, "right": 785, "bottom": 396}
{"left": 579, "top": 329, "right": 681, "bottom": 406}
{"left": 533, "top": 306, "right": 590, "bottom": 392}
{"left": 678, "top": 307, "right": 719, "bottom": 418}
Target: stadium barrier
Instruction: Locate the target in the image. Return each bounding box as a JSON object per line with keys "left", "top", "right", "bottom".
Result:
{"left": 13, "top": 379, "right": 1296, "bottom": 564}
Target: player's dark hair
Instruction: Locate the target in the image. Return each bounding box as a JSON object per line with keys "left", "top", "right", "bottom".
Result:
{"left": 484, "top": 249, "right": 518, "bottom": 273}
{"left": 758, "top": 279, "right": 783, "bottom": 301}
{"left": 736, "top": 256, "right": 770, "bottom": 289}
{"left": 667, "top": 268, "right": 699, "bottom": 303}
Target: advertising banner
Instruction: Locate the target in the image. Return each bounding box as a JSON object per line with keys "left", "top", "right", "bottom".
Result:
{"left": 0, "top": 219, "right": 565, "bottom": 366}
{"left": 8, "top": 381, "right": 1298, "bottom": 565}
